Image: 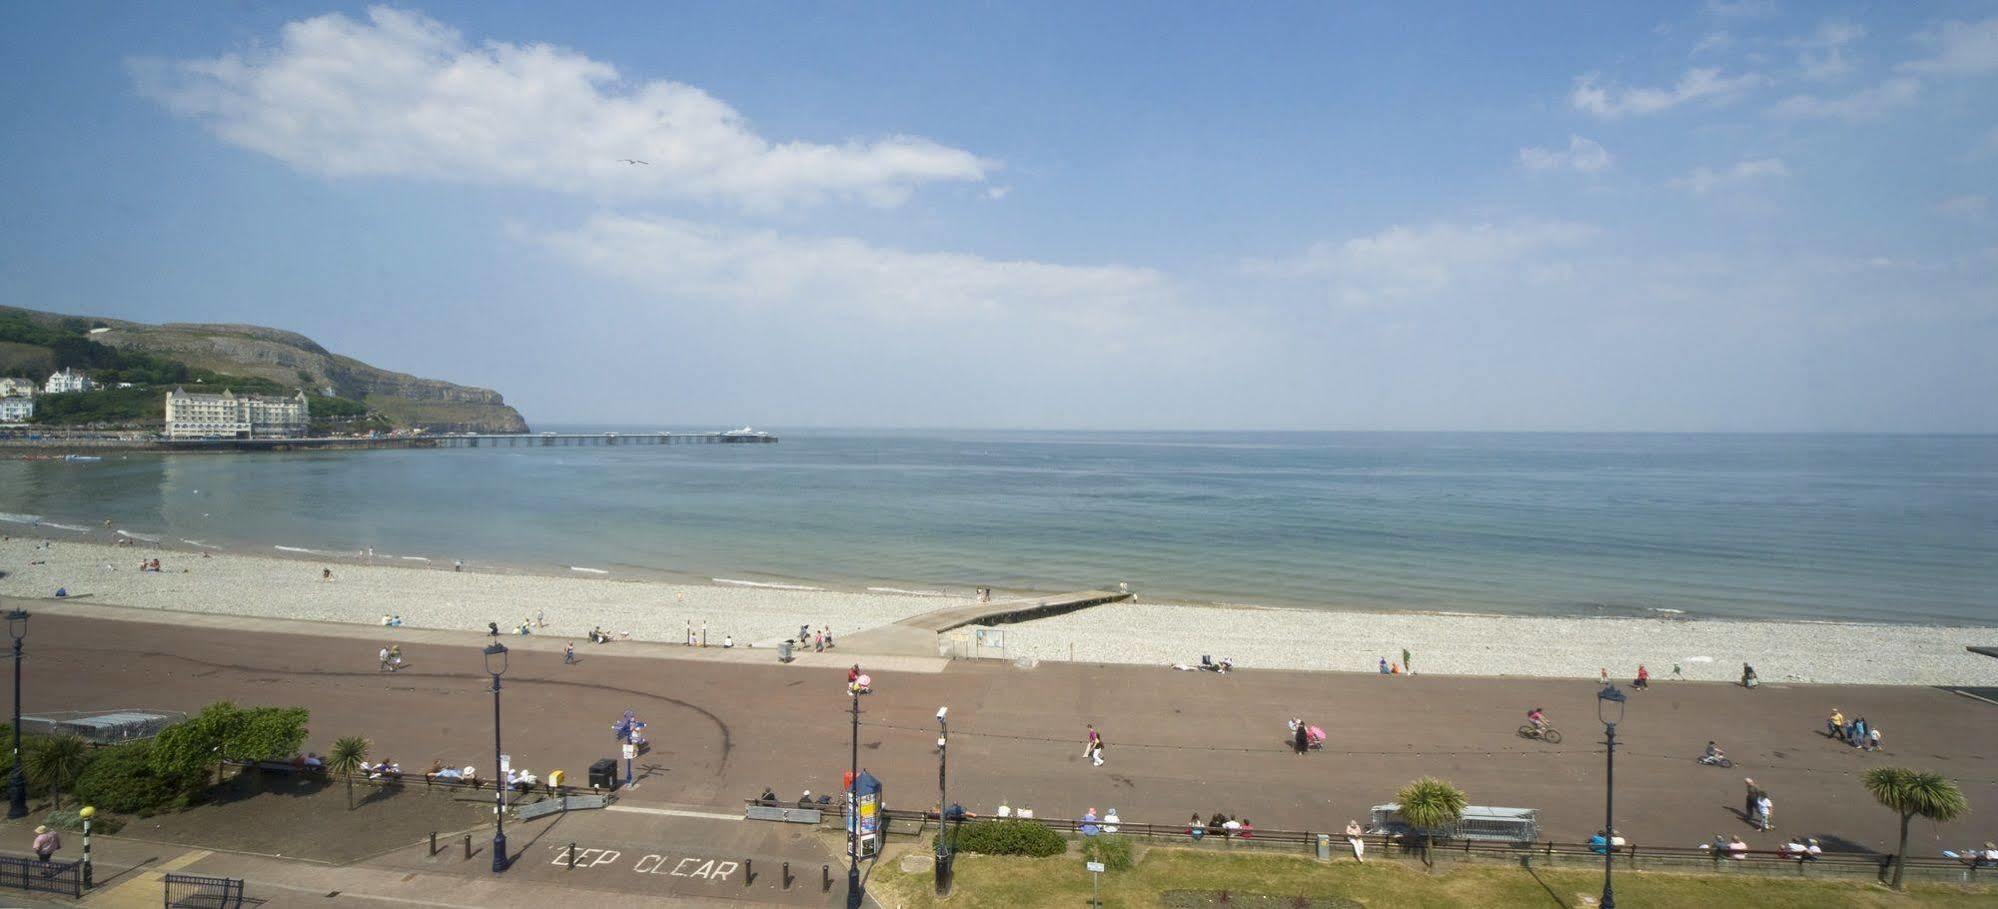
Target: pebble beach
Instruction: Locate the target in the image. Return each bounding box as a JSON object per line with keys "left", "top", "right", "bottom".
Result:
{"left": 4, "top": 536, "right": 1997, "bottom": 686}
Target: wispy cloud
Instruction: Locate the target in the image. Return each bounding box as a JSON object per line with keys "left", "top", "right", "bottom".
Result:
{"left": 1935, "top": 194, "right": 1990, "bottom": 220}
{"left": 1707, "top": 0, "right": 1777, "bottom": 18}
{"left": 130, "top": 6, "right": 987, "bottom": 210}
{"left": 1770, "top": 77, "right": 1919, "bottom": 120}
{"left": 1692, "top": 31, "right": 1733, "bottom": 56}
{"left": 1570, "top": 67, "right": 1766, "bottom": 118}
{"left": 1243, "top": 220, "right": 1599, "bottom": 306}
{"left": 1900, "top": 17, "right": 1998, "bottom": 75}
{"left": 534, "top": 214, "right": 1172, "bottom": 327}
{"left": 1671, "top": 157, "right": 1790, "bottom": 195}
{"left": 1794, "top": 21, "right": 1865, "bottom": 80}
{"left": 1518, "top": 135, "right": 1612, "bottom": 174}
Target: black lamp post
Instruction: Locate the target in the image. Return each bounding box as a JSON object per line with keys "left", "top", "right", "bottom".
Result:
{"left": 484, "top": 642, "right": 510, "bottom": 873}
{"left": 7, "top": 608, "right": 28, "bottom": 821}
{"left": 935, "top": 705, "right": 953, "bottom": 896}
{"left": 846, "top": 690, "right": 862, "bottom": 909}
{"left": 1597, "top": 682, "right": 1627, "bottom": 909}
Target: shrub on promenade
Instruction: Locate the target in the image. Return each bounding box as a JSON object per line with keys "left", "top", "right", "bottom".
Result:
{"left": 1863, "top": 767, "right": 1967, "bottom": 891}
{"left": 326, "top": 735, "right": 372, "bottom": 810}
{"left": 1081, "top": 834, "right": 1135, "bottom": 871}
{"left": 76, "top": 740, "right": 203, "bottom": 816}
{"left": 945, "top": 819, "right": 1068, "bottom": 857}
{"left": 1394, "top": 777, "right": 1467, "bottom": 869}
{"left": 24, "top": 733, "right": 90, "bottom": 810}
{"left": 42, "top": 807, "right": 124, "bottom": 835}
{"left": 151, "top": 701, "right": 312, "bottom": 788}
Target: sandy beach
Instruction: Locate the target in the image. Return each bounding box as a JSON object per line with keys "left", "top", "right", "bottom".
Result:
{"left": 4, "top": 536, "right": 1996, "bottom": 686}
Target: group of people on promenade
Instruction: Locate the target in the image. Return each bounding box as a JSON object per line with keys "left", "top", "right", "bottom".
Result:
{"left": 1826, "top": 707, "right": 1884, "bottom": 751}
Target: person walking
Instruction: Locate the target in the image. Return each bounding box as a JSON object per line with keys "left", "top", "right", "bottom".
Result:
{"left": 1744, "top": 778, "right": 1764, "bottom": 822}
{"left": 1084, "top": 724, "right": 1104, "bottom": 767}
{"left": 564, "top": 641, "right": 577, "bottom": 664}
{"left": 1756, "top": 793, "right": 1774, "bottom": 832}
{"left": 32, "top": 825, "right": 59, "bottom": 865}
{"left": 1402, "top": 648, "right": 1412, "bottom": 675}
{"left": 1294, "top": 720, "right": 1310, "bottom": 755}
{"left": 379, "top": 645, "right": 393, "bottom": 672}
{"left": 1635, "top": 664, "right": 1650, "bottom": 689}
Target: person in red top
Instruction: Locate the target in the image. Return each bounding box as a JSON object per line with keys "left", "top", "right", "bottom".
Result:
{"left": 848, "top": 665, "right": 860, "bottom": 684}
{"left": 1635, "top": 664, "right": 1650, "bottom": 689}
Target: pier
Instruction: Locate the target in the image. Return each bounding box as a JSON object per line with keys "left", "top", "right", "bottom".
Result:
{"left": 148, "top": 431, "right": 778, "bottom": 452}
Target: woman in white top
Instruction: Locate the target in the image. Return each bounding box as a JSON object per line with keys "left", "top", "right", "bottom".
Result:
{"left": 1345, "top": 820, "right": 1366, "bottom": 862}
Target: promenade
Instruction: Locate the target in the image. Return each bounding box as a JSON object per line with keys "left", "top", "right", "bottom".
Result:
{"left": 9, "top": 595, "right": 1998, "bottom": 856}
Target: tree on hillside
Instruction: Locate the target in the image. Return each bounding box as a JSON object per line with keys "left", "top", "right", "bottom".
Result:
{"left": 1863, "top": 767, "right": 1968, "bottom": 890}
{"left": 25, "top": 733, "right": 90, "bottom": 810}
{"left": 326, "top": 736, "right": 372, "bottom": 810}
{"left": 1395, "top": 776, "right": 1468, "bottom": 868}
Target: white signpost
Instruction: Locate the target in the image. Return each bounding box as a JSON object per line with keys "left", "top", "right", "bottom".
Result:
{"left": 1086, "top": 860, "right": 1105, "bottom": 907}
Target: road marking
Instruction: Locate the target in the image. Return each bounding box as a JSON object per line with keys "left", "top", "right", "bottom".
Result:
{"left": 605, "top": 805, "right": 742, "bottom": 821}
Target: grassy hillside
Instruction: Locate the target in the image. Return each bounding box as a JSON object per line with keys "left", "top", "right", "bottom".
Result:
{"left": 0, "top": 307, "right": 527, "bottom": 433}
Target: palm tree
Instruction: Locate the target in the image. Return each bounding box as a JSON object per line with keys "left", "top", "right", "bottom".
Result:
{"left": 1863, "top": 767, "right": 1968, "bottom": 890}
{"left": 25, "top": 734, "right": 90, "bottom": 810}
{"left": 1396, "top": 776, "right": 1468, "bottom": 868}
{"left": 325, "top": 736, "right": 371, "bottom": 810}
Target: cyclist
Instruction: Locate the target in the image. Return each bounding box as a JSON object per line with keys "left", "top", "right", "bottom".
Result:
{"left": 1702, "top": 741, "right": 1726, "bottom": 764}
{"left": 1526, "top": 707, "right": 1548, "bottom": 735}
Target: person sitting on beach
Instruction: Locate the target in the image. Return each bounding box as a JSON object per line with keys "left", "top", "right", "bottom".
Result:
{"left": 390, "top": 614, "right": 403, "bottom": 627}
{"left": 723, "top": 634, "right": 734, "bottom": 648}
{"left": 487, "top": 621, "right": 500, "bottom": 636}
{"left": 1379, "top": 657, "right": 1390, "bottom": 674}
{"left": 1741, "top": 663, "right": 1758, "bottom": 687}
{"left": 517, "top": 619, "right": 532, "bottom": 635}
{"left": 323, "top": 568, "right": 333, "bottom": 581}
{"left": 381, "top": 614, "right": 393, "bottom": 626}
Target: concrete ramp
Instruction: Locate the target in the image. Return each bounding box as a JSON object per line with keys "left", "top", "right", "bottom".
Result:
{"left": 898, "top": 590, "right": 1131, "bottom": 633}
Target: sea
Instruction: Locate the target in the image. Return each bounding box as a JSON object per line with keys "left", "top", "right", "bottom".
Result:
{"left": 2, "top": 430, "right": 1994, "bottom": 626}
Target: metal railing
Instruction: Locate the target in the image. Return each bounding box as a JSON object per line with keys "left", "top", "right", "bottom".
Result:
{"left": 0, "top": 855, "right": 83, "bottom": 898}
{"left": 164, "top": 871, "right": 245, "bottom": 908}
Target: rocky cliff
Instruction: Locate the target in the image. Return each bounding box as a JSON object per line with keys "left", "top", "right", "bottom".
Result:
{"left": 0, "top": 306, "right": 529, "bottom": 433}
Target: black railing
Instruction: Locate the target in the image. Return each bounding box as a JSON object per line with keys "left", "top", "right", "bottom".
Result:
{"left": 164, "top": 871, "right": 245, "bottom": 908}
{"left": 0, "top": 855, "right": 83, "bottom": 898}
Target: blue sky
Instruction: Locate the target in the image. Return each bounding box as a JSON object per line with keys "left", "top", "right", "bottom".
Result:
{"left": 1, "top": 1, "right": 1993, "bottom": 430}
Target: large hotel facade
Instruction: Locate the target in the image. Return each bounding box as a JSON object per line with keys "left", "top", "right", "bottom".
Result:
{"left": 164, "top": 387, "right": 311, "bottom": 439}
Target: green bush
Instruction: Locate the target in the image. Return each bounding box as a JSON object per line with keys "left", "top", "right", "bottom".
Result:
{"left": 944, "top": 819, "right": 1068, "bottom": 857}
{"left": 77, "top": 740, "right": 203, "bottom": 816}
{"left": 1080, "top": 834, "right": 1134, "bottom": 871}
{"left": 42, "top": 807, "right": 124, "bottom": 835}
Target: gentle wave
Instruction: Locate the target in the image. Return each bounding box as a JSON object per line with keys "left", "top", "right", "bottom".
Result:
{"left": 867, "top": 586, "right": 952, "bottom": 597}
{"left": 714, "top": 577, "right": 825, "bottom": 591}
{"left": 41, "top": 522, "right": 92, "bottom": 533}
{"left": 181, "top": 539, "right": 221, "bottom": 549}
{"left": 0, "top": 512, "right": 43, "bottom": 525}
{"left": 116, "top": 530, "right": 162, "bottom": 543}
{"left": 400, "top": 556, "right": 431, "bottom": 562}
{"left": 568, "top": 566, "right": 609, "bottom": 575}
{"left": 274, "top": 545, "right": 345, "bottom": 556}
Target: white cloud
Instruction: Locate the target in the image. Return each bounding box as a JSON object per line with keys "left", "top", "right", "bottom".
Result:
{"left": 1936, "top": 194, "right": 1990, "bottom": 219}
{"left": 1671, "top": 157, "right": 1790, "bottom": 195}
{"left": 1518, "top": 135, "right": 1613, "bottom": 174}
{"left": 1901, "top": 17, "right": 1998, "bottom": 75}
{"left": 1794, "top": 21, "right": 1865, "bottom": 80}
{"left": 130, "top": 6, "right": 987, "bottom": 209}
{"left": 1770, "top": 77, "right": 1919, "bottom": 120}
{"left": 1570, "top": 67, "right": 1766, "bottom": 118}
{"left": 534, "top": 214, "right": 1172, "bottom": 326}
{"left": 1707, "top": 0, "right": 1776, "bottom": 18}
{"left": 984, "top": 186, "right": 1012, "bottom": 201}
{"left": 1243, "top": 220, "right": 1599, "bottom": 306}
{"left": 1692, "top": 32, "right": 1733, "bottom": 56}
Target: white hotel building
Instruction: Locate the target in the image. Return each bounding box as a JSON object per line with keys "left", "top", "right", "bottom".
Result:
{"left": 44, "top": 368, "right": 93, "bottom": 394}
{"left": 164, "top": 387, "right": 311, "bottom": 440}
{"left": 0, "top": 397, "right": 31, "bottom": 423}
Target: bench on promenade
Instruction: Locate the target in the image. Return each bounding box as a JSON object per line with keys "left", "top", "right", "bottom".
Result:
{"left": 745, "top": 801, "right": 824, "bottom": 824}
{"left": 249, "top": 760, "right": 327, "bottom": 778}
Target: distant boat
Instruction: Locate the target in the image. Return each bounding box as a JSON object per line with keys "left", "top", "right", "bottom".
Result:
{"left": 723, "top": 426, "right": 768, "bottom": 437}
{"left": 62, "top": 454, "right": 102, "bottom": 462}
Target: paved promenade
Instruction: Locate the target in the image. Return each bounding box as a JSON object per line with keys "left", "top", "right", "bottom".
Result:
{"left": 10, "top": 595, "right": 1998, "bottom": 857}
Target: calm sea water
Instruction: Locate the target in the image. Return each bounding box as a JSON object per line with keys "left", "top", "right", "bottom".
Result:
{"left": 3, "top": 431, "right": 1994, "bottom": 625}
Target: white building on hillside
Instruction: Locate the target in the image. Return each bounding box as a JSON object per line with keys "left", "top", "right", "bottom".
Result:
{"left": 44, "top": 368, "right": 93, "bottom": 394}
{"left": 0, "top": 397, "right": 32, "bottom": 423}
{"left": 164, "top": 388, "right": 310, "bottom": 440}
{"left": 0, "top": 377, "right": 34, "bottom": 398}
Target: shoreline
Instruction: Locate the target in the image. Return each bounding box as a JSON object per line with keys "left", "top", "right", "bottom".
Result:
{"left": 4, "top": 536, "right": 1997, "bottom": 686}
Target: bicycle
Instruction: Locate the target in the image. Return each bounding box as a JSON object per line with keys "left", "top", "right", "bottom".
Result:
{"left": 1516, "top": 723, "right": 1563, "bottom": 744}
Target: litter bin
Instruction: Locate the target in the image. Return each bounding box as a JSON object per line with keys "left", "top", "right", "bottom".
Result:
{"left": 778, "top": 639, "right": 794, "bottom": 663}
{"left": 588, "top": 757, "right": 618, "bottom": 791}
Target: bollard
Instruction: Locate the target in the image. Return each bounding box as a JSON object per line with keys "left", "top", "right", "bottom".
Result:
{"left": 783, "top": 861, "right": 792, "bottom": 889}
{"left": 429, "top": 831, "right": 438, "bottom": 856}
{"left": 823, "top": 864, "right": 832, "bottom": 893}
{"left": 464, "top": 834, "right": 472, "bottom": 860}
{"left": 568, "top": 842, "right": 577, "bottom": 870}
{"left": 744, "top": 858, "right": 752, "bottom": 887}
